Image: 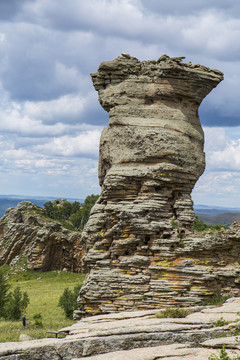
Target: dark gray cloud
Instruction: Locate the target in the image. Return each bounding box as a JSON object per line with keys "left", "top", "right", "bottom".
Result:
{"left": 140, "top": 0, "right": 240, "bottom": 16}
{"left": 0, "top": 0, "right": 27, "bottom": 20}
{"left": 200, "top": 106, "right": 240, "bottom": 127}
{"left": 0, "top": 23, "right": 90, "bottom": 101}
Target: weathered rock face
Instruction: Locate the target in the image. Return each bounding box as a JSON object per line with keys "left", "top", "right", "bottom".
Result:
{"left": 76, "top": 54, "right": 230, "bottom": 317}
{"left": 77, "top": 221, "right": 240, "bottom": 317}
{"left": 0, "top": 201, "right": 83, "bottom": 272}
{"left": 92, "top": 54, "right": 223, "bottom": 227}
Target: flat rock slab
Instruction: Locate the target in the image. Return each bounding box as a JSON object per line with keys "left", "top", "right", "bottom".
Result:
{"left": 202, "top": 336, "right": 240, "bottom": 348}
{"left": 0, "top": 338, "right": 60, "bottom": 355}
{"left": 72, "top": 344, "right": 240, "bottom": 360}
{"left": 1, "top": 298, "right": 240, "bottom": 360}
{"left": 60, "top": 298, "right": 240, "bottom": 341}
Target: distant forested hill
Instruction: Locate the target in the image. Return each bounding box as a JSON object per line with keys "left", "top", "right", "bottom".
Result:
{"left": 197, "top": 212, "right": 240, "bottom": 226}
{"left": 194, "top": 204, "right": 240, "bottom": 226}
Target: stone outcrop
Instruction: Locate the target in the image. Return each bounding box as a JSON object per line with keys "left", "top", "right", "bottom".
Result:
{"left": 76, "top": 222, "right": 240, "bottom": 317}
{"left": 1, "top": 297, "right": 240, "bottom": 359}
{"left": 77, "top": 54, "right": 227, "bottom": 316}
{"left": 90, "top": 53, "right": 223, "bottom": 230}
{"left": 0, "top": 201, "right": 83, "bottom": 272}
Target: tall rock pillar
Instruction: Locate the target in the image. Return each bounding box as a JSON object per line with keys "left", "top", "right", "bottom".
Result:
{"left": 76, "top": 55, "right": 223, "bottom": 317}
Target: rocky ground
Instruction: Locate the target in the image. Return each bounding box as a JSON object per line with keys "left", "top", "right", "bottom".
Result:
{"left": 1, "top": 297, "right": 240, "bottom": 359}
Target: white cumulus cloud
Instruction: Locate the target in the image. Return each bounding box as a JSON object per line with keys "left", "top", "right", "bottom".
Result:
{"left": 34, "top": 130, "right": 101, "bottom": 158}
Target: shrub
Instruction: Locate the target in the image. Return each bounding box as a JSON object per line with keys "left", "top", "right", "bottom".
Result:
{"left": 231, "top": 323, "right": 240, "bottom": 336}
{"left": 171, "top": 220, "right": 179, "bottom": 229}
{"left": 58, "top": 285, "right": 82, "bottom": 319}
{"left": 213, "top": 317, "right": 230, "bottom": 327}
{"left": 193, "top": 216, "right": 208, "bottom": 232}
{"left": 208, "top": 344, "right": 240, "bottom": 359}
{"left": 33, "top": 313, "right": 43, "bottom": 328}
{"left": 202, "top": 295, "right": 230, "bottom": 306}
{"left": 156, "top": 307, "right": 190, "bottom": 319}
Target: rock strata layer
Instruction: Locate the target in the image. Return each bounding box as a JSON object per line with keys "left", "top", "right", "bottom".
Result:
{"left": 77, "top": 54, "right": 225, "bottom": 316}
{"left": 77, "top": 222, "right": 240, "bottom": 317}
{"left": 1, "top": 297, "right": 240, "bottom": 360}
{"left": 0, "top": 201, "right": 83, "bottom": 272}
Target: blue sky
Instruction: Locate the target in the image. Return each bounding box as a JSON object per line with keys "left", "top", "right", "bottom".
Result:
{"left": 0, "top": 0, "right": 240, "bottom": 207}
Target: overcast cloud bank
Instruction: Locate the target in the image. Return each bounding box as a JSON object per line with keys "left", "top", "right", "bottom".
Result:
{"left": 0, "top": 0, "right": 240, "bottom": 206}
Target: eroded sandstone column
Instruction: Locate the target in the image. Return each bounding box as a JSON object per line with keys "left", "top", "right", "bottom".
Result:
{"left": 76, "top": 54, "right": 223, "bottom": 317}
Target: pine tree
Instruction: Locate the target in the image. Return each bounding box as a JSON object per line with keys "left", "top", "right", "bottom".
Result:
{"left": 0, "top": 268, "right": 10, "bottom": 318}
{"left": 4, "top": 286, "right": 29, "bottom": 320}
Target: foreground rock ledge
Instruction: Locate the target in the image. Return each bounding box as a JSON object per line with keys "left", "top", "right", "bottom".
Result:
{"left": 1, "top": 298, "right": 240, "bottom": 360}
{"left": 77, "top": 54, "right": 229, "bottom": 317}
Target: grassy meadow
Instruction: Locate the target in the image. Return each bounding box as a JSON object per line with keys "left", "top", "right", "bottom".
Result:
{"left": 0, "top": 269, "right": 85, "bottom": 342}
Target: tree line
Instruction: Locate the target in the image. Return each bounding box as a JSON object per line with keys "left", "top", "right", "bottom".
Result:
{"left": 192, "top": 216, "right": 228, "bottom": 232}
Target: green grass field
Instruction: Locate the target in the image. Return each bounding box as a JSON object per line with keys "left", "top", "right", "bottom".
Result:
{"left": 0, "top": 270, "right": 85, "bottom": 342}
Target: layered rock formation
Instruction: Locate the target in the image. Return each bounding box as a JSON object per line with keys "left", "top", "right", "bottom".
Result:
{"left": 75, "top": 54, "right": 235, "bottom": 317}
{"left": 91, "top": 53, "right": 222, "bottom": 230}
{"left": 0, "top": 201, "right": 83, "bottom": 272}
